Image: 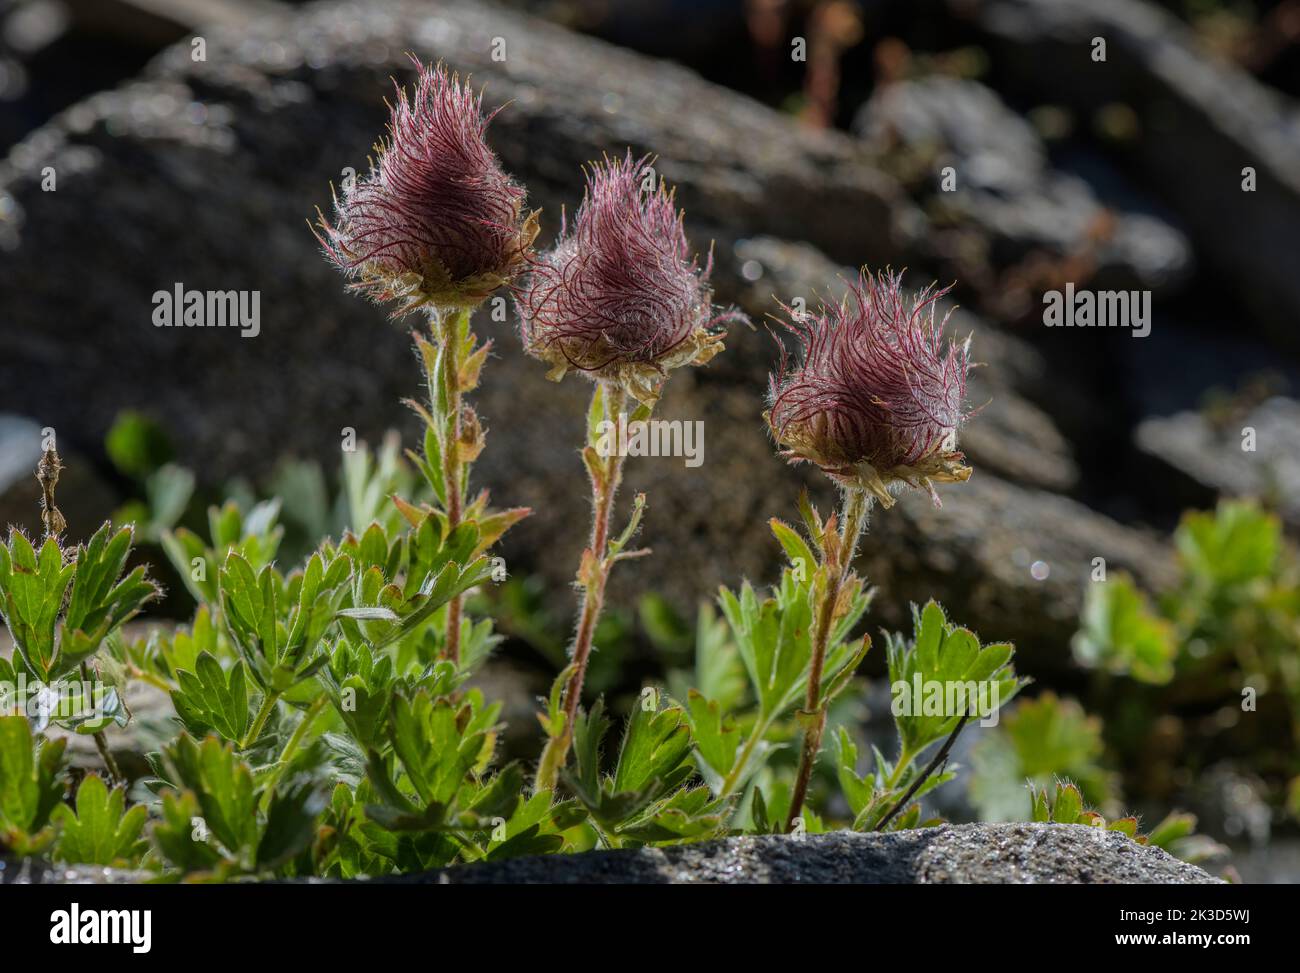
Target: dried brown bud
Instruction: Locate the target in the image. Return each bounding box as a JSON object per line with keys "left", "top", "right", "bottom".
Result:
{"left": 36, "top": 445, "right": 66, "bottom": 537}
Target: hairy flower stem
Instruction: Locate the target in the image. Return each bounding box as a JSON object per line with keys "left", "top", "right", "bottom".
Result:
{"left": 535, "top": 383, "right": 631, "bottom": 792}
{"left": 259, "top": 695, "right": 329, "bottom": 812}
{"left": 80, "top": 661, "right": 122, "bottom": 785}
{"left": 242, "top": 691, "right": 279, "bottom": 750}
{"left": 38, "top": 449, "right": 119, "bottom": 786}
{"left": 718, "top": 712, "right": 775, "bottom": 800}
{"left": 434, "top": 307, "right": 471, "bottom": 665}
{"left": 785, "top": 486, "right": 871, "bottom": 832}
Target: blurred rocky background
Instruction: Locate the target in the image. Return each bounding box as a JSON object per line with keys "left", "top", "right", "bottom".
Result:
{"left": 1, "top": 0, "right": 1298, "bottom": 879}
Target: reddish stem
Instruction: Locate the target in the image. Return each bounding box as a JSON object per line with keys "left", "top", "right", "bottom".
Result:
{"left": 535, "top": 383, "right": 628, "bottom": 790}
{"left": 561, "top": 432, "right": 626, "bottom": 731}
{"left": 785, "top": 486, "right": 869, "bottom": 832}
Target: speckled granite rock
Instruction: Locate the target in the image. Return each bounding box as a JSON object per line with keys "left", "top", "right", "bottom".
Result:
{"left": 1, "top": 825, "right": 1220, "bottom": 884}
{"left": 0, "top": 859, "right": 149, "bottom": 885}
{"left": 386, "top": 824, "right": 1221, "bottom": 884}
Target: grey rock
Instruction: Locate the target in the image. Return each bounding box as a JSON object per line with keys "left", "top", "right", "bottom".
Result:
{"left": 1182, "top": 763, "right": 1273, "bottom": 849}
{"left": 857, "top": 76, "right": 1049, "bottom": 192}
{"left": 953, "top": 0, "right": 1300, "bottom": 343}
{"left": 533, "top": 0, "right": 750, "bottom": 65}
{"left": 1135, "top": 397, "right": 1300, "bottom": 528}
{"left": 1225, "top": 840, "right": 1300, "bottom": 885}
{"left": 2, "top": 822, "right": 1222, "bottom": 884}
{"left": 0, "top": 858, "right": 149, "bottom": 884}
{"left": 380, "top": 823, "right": 1221, "bottom": 883}
{"left": 959, "top": 360, "right": 1081, "bottom": 495}
{"left": 855, "top": 75, "right": 1192, "bottom": 295}
{"left": 62, "top": 0, "right": 291, "bottom": 44}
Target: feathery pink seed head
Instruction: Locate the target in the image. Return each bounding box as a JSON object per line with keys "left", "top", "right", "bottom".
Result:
{"left": 316, "top": 57, "right": 538, "bottom": 315}
{"left": 515, "top": 152, "right": 738, "bottom": 405}
{"left": 766, "top": 268, "right": 972, "bottom": 507}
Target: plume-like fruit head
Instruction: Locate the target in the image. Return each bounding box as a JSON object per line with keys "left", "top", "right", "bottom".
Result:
{"left": 316, "top": 57, "right": 538, "bottom": 315}
{"left": 767, "top": 268, "right": 972, "bottom": 507}
{"left": 516, "top": 152, "right": 743, "bottom": 406}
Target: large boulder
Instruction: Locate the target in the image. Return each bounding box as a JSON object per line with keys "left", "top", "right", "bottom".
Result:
{"left": 2, "top": 823, "right": 1221, "bottom": 883}
{"left": 385, "top": 823, "right": 1221, "bottom": 883}
{"left": 1135, "top": 397, "right": 1300, "bottom": 530}
{"left": 855, "top": 75, "right": 1192, "bottom": 297}
{"left": 947, "top": 0, "right": 1300, "bottom": 345}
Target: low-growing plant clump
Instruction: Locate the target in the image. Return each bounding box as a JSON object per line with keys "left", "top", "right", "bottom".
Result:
{"left": 0, "top": 58, "right": 1218, "bottom": 880}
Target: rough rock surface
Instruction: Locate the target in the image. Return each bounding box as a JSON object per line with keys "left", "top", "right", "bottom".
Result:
{"left": 391, "top": 824, "right": 1220, "bottom": 884}
{"left": 1135, "top": 397, "right": 1300, "bottom": 529}
{"left": 953, "top": 0, "right": 1300, "bottom": 342}
{"left": 1, "top": 823, "right": 1220, "bottom": 884}
{"left": 0, "top": 859, "right": 149, "bottom": 884}
{"left": 860, "top": 473, "right": 1174, "bottom": 661}
{"left": 855, "top": 75, "right": 1191, "bottom": 295}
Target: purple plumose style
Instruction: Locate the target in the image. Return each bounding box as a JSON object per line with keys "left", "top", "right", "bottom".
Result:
{"left": 316, "top": 57, "right": 538, "bottom": 314}
{"left": 767, "top": 269, "right": 972, "bottom": 508}
{"left": 516, "top": 152, "right": 742, "bottom": 406}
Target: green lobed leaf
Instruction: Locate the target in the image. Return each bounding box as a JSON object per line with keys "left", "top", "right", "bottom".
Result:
{"left": 51, "top": 774, "right": 148, "bottom": 867}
